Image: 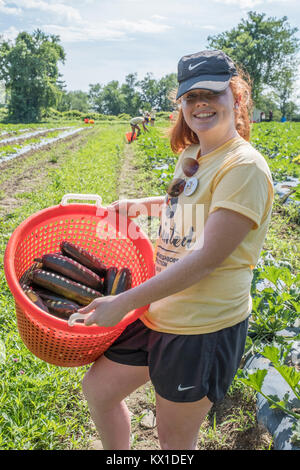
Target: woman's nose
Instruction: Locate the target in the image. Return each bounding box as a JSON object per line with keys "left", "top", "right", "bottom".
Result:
{"left": 195, "top": 97, "right": 208, "bottom": 106}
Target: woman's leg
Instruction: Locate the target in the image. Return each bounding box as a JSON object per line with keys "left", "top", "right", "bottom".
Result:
{"left": 130, "top": 125, "right": 136, "bottom": 141}
{"left": 155, "top": 392, "right": 213, "bottom": 450}
{"left": 82, "top": 355, "right": 150, "bottom": 450}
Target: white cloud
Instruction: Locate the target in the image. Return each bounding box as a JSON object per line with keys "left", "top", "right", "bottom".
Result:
{"left": 0, "top": 0, "right": 21, "bottom": 15}
{"left": 0, "top": 25, "right": 19, "bottom": 40}
{"left": 43, "top": 24, "right": 126, "bottom": 42}
{"left": 106, "top": 19, "right": 171, "bottom": 34}
{"left": 202, "top": 25, "right": 217, "bottom": 30}
{"left": 13, "top": 0, "right": 82, "bottom": 23}
{"left": 43, "top": 17, "right": 172, "bottom": 42}
{"left": 151, "top": 14, "right": 167, "bottom": 20}
{"left": 212, "top": 0, "right": 290, "bottom": 6}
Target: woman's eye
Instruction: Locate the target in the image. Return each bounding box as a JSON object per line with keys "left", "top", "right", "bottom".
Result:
{"left": 186, "top": 94, "right": 197, "bottom": 100}
{"left": 185, "top": 93, "right": 214, "bottom": 100}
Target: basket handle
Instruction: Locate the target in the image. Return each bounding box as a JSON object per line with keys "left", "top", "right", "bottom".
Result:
{"left": 60, "top": 193, "right": 102, "bottom": 208}
{"left": 68, "top": 312, "right": 88, "bottom": 327}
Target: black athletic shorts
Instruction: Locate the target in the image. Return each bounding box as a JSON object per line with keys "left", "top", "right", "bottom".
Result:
{"left": 104, "top": 317, "right": 249, "bottom": 403}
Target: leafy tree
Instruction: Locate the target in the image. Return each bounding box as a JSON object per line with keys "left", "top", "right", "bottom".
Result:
{"left": 207, "top": 11, "right": 300, "bottom": 103}
{"left": 0, "top": 80, "right": 6, "bottom": 105}
{"left": 255, "top": 88, "right": 300, "bottom": 121}
{"left": 88, "top": 83, "right": 105, "bottom": 113}
{"left": 156, "top": 73, "right": 177, "bottom": 111}
{"left": 138, "top": 72, "right": 177, "bottom": 112}
{"left": 88, "top": 72, "right": 179, "bottom": 116}
{"left": 0, "top": 29, "right": 65, "bottom": 122}
{"left": 254, "top": 91, "right": 282, "bottom": 121}
{"left": 88, "top": 81, "right": 125, "bottom": 115}
{"left": 58, "top": 90, "right": 90, "bottom": 113}
{"left": 120, "top": 73, "right": 142, "bottom": 116}
{"left": 274, "top": 65, "right": 298, "bottom": 118}
{"left": 139, "top": 73, "right": 159, "bottom": 110}
{"left": 99, "top": 80, "right": 125, "bottom": 115}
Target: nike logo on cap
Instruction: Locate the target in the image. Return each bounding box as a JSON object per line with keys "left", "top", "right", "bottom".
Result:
{"left": 188, "top": 60, "right": 207, "bottom": 71}
{"left": 177, "top": 384, "right": 196, "bottom": 391}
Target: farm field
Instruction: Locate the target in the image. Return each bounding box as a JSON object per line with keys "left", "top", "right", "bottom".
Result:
{"left": 0, "top": 119, "right": 299, "bottom": 450}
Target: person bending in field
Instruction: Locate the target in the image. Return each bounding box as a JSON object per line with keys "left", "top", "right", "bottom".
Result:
{"left": 80, "top": 50, "right": 274, "bottom": 450}
{"left": 129, "top": 116, "right": 149, "bottom": 142}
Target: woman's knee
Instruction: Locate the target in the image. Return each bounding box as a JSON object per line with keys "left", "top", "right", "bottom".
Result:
{"left": 82, "top": 356, "right": 150, "bottom": 406}
{"left": 81, "top": 359, "right": 111, "bottom": 405}
{"left": 81, "top": 365, "right": 99, "bottom": 401}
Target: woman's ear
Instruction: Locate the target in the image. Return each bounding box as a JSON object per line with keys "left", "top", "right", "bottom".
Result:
{"left": 234, "top": 94, "right": 242, "bottom": 109}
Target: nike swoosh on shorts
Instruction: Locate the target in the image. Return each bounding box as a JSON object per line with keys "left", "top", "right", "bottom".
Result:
{"left": 177, "top": 384, "right": 196, "bottom": 391}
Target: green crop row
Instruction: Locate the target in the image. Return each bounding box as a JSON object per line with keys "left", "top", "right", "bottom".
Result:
{"left": 135, "top": 122, "right": 300, "bottom": 186}
{"left": 251, "top": 122, "right": 300, "bottom": 180}
{"left": 0, "top": 123, "right": 127, "bottom": 449}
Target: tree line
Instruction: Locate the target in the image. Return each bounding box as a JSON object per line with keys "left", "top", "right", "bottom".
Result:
{"left": 58, "top": 72, "right": 177, "bottom": 116}
{"left": 0, "top": 11, "right": 299, "bottom": 122}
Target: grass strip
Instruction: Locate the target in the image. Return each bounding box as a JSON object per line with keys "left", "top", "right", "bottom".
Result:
{"left": 0, "top": 122, "right": 127, "bottom": 450}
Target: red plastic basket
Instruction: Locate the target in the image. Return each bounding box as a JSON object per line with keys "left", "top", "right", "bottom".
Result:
{"left": 4, "top": 194, "right": 155, "bottom": 367}
{"left": 125, "top": 132, "right": 137, "bottom": 143}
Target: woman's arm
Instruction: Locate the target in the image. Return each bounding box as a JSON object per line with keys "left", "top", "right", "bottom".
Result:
{"left": 107, "top": 196, "right": 165, "bottom": 218}
{"left": 81, "top": 208, "right": 254, "bottom": 326}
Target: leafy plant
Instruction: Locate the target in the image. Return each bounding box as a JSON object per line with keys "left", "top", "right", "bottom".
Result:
{"left": 251, "top": 122, "right": 300, "bottom": 180}
{"left": 136, "top": 130, "right": 177, "bottom": 192}
{"left": 238, "top": 343, "right": 300, "bottom": 444}
{"left": 248, "top": 264, "right": 300, "bottom": 350}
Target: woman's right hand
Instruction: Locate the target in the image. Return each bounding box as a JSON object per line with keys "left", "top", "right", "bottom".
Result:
{"left": 107, "top": 196, "right": 164, "bottom": 219}
{"left": 106, "top": 198, "right": 145, "bottom": 218}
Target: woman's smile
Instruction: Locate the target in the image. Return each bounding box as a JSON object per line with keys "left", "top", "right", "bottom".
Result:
{"left": 192, "top": 110, "right": 217, "bottom": 121}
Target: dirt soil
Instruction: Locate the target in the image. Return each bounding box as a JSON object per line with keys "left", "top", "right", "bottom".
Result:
{"left": 0, "top": 127, "right": 69, "bottom": 147}
{"left": 86, "top": 382, "right": 272, "bottom": 450}
{"left": 0, "top": 127, "right": 95, "bottom": 217}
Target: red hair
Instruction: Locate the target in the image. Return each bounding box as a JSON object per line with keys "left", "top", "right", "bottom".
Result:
{"left": 169, "top": 66, "right": 253, "bottom": 154}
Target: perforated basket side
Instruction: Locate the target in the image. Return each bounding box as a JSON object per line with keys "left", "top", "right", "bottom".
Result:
{"left": 5, "top": 203, "right": 155, "bottom": 366}
{"left": 15, "top": 303, "right": 126, "bottom": 367}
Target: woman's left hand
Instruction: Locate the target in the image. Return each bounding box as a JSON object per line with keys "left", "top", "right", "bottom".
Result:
{"left": 77, "top": 295, "right": 130, "bottom": 327}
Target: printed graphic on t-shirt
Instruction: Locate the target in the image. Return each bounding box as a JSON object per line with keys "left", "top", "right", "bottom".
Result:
{"left": 155, "top": 195, "right": 204, "bottom": 273}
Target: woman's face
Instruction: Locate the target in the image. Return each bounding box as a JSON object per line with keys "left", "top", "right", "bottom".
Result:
{"left": 180, "top": 87, "right": 236, "bottom": 139}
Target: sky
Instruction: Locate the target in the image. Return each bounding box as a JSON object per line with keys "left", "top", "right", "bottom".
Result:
{"left": 0, "top": 0, "right": 300, "bottom": 94}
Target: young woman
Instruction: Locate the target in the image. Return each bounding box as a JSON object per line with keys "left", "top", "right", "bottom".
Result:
{"left": 129, "top": 115, "right": 149, "bottom": 142}
{"left": 80, "top": 50, "right": 274, "bottom": 450}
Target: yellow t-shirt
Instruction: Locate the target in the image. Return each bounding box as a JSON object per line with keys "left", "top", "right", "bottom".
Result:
{"left": 141, "top": 136, "right": 274, "bottom": 334}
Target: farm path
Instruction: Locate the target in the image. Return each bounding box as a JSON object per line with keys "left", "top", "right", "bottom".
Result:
{"left": 0, "top": 128, "right": 94, "bottom": 218}
{"left": 116, "top": 141, "right": 159, "bottom": 242}
{"left": 117, "top": 142, "right": 143, "bottom": 199}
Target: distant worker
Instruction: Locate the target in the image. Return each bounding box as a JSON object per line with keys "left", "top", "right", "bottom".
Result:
{"left": 129, "top": 116, "right": 149, "bottom": 142}
{"left": 281, "top": 116, "right": 287, "bottom": 123}
{"left": 144, "top": 112, "right": 151, "bottom": 125}
{"left": 150, "top": 109, "right": 156, "bottom": 126}
{"left": 269, "top": 110, "right": 273, "bottom": 121}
